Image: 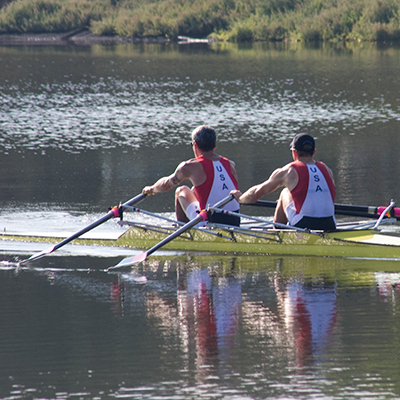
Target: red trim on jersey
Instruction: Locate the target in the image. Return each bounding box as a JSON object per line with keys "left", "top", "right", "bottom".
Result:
{"left": 194, "top": 156, "right": 214, "bottom": 210}
{"left": 194, "top": 156, "right": 238, "bottom": 210}
{"left": 220, "top": 156, "right": 239, "bottom": 187}
{"left": 290, "top": 161, "right": 335, "bottom": 214}
{"left": 315, "top": 161, "right": 336, "bottom": 201}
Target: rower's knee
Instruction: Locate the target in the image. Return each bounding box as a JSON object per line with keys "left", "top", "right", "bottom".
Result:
{"left": 175, "top": 185, "right": 190, "bottom": 198}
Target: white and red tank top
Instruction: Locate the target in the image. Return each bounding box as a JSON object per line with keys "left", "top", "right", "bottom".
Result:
{"left": 289, "top": 161, "right": 336, "bottom": 224}
{"left": 194, "top": 156, "right": 240, "bottom": 211}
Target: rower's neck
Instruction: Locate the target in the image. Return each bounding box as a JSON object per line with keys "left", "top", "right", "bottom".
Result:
{"left": 197, "top": 150, "right": 220, "bottom": 161}
{"left": 296, "top": 156, "right": 315, "bottom": 164}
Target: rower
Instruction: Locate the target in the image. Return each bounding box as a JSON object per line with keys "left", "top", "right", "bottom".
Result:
{"left": 231, "top": 133, "right": 336, "bottom": 231}
{"left": 142, "top": 125, "right": 240, "bottom": 226}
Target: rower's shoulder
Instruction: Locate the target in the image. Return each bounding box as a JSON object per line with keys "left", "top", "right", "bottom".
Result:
{"left": 274, "top": 162, "right": 295, "bottom": 175}
{"left": 317, "top": 160, "right": 335, "bottom": 181}
{"left": 177, "top": 157, "right": 203, "bottom": 172}
{"left": 319, "top": 160, "right": 332, "bottom": 169}
{"left": 315, "top": 160, "right": 333, "bottom": 172}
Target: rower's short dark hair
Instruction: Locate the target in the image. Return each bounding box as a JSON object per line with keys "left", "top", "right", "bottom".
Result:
{"left": 192, "top": 125, "right": 216, "bottom": 152}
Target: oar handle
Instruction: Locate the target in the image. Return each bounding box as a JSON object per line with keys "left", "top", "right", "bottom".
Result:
{"left": 209, "top": 194, "right": 236, "bottom": 210}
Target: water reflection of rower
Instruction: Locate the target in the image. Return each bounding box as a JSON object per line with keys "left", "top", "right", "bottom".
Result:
{"left": 179, "top": 267, "right": 241, "bottom": 381}
{"left": 375, "top": 272, "right": 400, "bottom": 302}
{"left": 274, "top": 269, "right": 337, "bottom": 368}
{"left": 114, "top": 257, "right": 337, "bottom": 377}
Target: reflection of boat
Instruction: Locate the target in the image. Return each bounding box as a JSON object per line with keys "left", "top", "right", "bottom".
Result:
{"left": 3, "top": 203, "right": 400, "bottom": 260}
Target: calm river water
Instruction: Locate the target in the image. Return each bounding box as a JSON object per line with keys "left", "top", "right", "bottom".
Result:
{"left": 1, "top": 40, "right": 400, "bottom": 399}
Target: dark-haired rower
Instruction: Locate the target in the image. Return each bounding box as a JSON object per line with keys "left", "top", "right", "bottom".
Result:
{"left": 231, "top": 133, "right": 336, "bottom": 231}
{"left": 143, "top": 125, "right": 240, "bottom": 226}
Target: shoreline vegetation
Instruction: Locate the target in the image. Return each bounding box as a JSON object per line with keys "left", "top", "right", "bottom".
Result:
{"left": 0, "top": 0, "right": 399, "bottom": 44}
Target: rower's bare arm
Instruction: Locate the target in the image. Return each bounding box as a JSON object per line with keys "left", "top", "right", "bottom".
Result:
{"left": 143, "top": 162, "right": 189, "bottom": 195}
{"left": 237, "top": 168, "right": 288, "bottom": 204}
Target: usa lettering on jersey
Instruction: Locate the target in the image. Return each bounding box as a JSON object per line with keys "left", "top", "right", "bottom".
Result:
{"left": 216, "top": 165, "right": 229, "bottom": 190}
{"left": 310, "top": 166, "right": 323, "bottom": 192}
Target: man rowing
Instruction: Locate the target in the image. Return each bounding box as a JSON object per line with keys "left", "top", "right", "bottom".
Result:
{"left": 143, "top": 125, "right": 240, "bottom": 225}
{"left": 231, "top": 133, "right": 336, "bottom": 231}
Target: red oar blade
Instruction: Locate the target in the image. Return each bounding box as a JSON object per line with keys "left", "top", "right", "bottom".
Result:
{"left": 107, "top": 252, "right": 148, "bottom": 271}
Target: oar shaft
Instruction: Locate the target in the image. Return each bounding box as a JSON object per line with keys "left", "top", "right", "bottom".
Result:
{"left": 23, "top": 192, "right": 147, "bottom": 263}
{"left": 335, "top": 203, "right": 400, "bottom": 218}
{"left": 108, "top": 195, "right": 235, "bottom": 270}
{"left": 250, "top": 200, "right": 400, "bottom": 220}
{"left": 146, "top": 212, "right": 207, "bottom": 257}
{"left": 53, "top": 192, "right": 147, "bottom": 251}
{"left": 52, "top": 212, "right": 115, "bottom": 251}
{"left": 145, "top": 194, "right": 234, "bottom": 258}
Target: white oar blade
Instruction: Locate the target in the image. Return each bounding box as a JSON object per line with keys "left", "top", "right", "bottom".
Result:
{"left": 20, "top": 246, "right": 56, "bottom": 264}
{"left": 108, "top": 252, "right": 148, "bottom": 271}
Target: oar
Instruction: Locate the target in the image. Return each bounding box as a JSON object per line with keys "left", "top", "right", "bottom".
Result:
{"left": 373, "top": 200, "right": 395, "bottom": 229}
{"left": 20, "top": 192, "right": 147, "bottom": 264}
{"left": 122, "top": 205, "right": 233, "bottom": 240}
{"left": 249, "top": 199, "right": 400, "bottom": 220}
{"left": 108, "top": 195, "right": 235, "bottom": 270}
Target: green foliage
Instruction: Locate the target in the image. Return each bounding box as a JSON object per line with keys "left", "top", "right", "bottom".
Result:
{"left": 0, "top": 0, "right": 96, "bottom": 33}
{"left": 1, "top": 0, "right": 400, "bottom": 41}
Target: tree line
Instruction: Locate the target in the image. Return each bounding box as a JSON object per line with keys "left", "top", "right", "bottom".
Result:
{"left": 0, "top": 0, "right": 399, "bottom": 42}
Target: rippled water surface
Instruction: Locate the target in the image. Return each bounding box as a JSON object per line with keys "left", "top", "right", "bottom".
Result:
{"left": 1, "top": 41, "right": 400, "bottom": 399}
{"left": 1, "top": 255, "right": 400, "bottom": 399}
{"left": 1, "top": 42, "right": 400, "bottom": 211}
{"left": 2, "top": 43, "right": 400, "bottom": 153}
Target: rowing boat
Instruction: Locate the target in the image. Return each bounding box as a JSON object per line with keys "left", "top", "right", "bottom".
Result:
{"left": 5, "top": 199, "right": 400, "bottom": 262}
{"left": 114, "top": 221, "right": 400, "bottom": 259}
{"left": 110, "top": 199, "right": 400, "bottom": 262}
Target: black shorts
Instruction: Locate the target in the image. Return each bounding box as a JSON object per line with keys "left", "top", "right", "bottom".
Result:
{"left": 207, "top": 209, "right": 241, "bottom": 226}
{"left": 294, "top": 216, "right": 336, "bottom": 231}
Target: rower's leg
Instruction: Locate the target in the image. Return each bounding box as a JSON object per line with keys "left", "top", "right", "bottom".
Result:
{"left": 175, "top": 199, "right": 189, "bottom": 223}
{"left": 274, "top": 188, "right": 291, "bottom": 225}
{"left": 175, "top": 186, "right": 197, "bottom": 223}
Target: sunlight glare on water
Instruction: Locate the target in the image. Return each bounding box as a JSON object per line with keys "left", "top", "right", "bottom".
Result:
{"left": 1, "top": 78, "right": 397, "bottom": 152}
{"left": 1, "top": 43, "right": 400, "bottom": 153}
